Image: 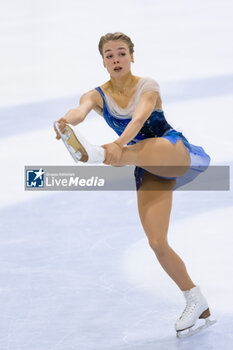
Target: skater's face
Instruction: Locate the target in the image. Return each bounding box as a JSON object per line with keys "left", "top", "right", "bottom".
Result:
{"left": 102, "top": 40, "right": 134, "bottom": 77}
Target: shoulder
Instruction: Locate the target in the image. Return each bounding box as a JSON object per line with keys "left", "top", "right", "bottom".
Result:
{"left": 137, "top": 77, "right": 162, "bottom": 109}
{"left": 80, "top": 89, "right": 100, "bottom": 103}
{"left": 139, "top": 77, "right": 160, "bottom": 92}
{"left": 99, "top": 81, "right": 112, "bottom": 94}
{"left": 80, "top": 88, "right": 104, "bottom": 108}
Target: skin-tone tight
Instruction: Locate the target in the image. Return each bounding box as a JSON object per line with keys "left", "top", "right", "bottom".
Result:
{"left": 113, "top": 137, "right": 196, "bottom": 291}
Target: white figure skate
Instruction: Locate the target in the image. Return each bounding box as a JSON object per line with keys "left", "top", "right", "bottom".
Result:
{"left": 175, "top": 286, "right": 216, "bottom": 338}
{"left": 54, "top": 122, "right": 106, "bottom": 164}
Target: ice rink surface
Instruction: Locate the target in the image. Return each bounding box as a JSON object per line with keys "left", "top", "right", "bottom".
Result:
{"left": 0, "top": 1, "right": 233, "bottom": 349}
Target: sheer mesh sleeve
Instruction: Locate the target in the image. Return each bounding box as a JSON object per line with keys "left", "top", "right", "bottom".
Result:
{"left": 100, "top": 77, "right": 162, "bottom": 118}
{"left": 138, "top": 77, "right": 161, "bottom": 95}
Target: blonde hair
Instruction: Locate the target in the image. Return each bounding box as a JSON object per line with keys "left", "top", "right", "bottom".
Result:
{"left": 98, "top": 32, "right": 134, "bottom": 57}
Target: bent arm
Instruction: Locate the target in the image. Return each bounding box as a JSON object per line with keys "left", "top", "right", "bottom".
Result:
{"left": 114, "top": 91, "right": 158, "bottom": 148}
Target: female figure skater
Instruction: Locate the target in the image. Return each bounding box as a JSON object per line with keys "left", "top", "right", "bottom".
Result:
{"left": 54, "top": 32, "right": 216, "bottom": 338}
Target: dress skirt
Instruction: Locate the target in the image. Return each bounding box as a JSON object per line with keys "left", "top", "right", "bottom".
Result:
{"left": 134, "top": 129, "right": 211, "bottom": 191}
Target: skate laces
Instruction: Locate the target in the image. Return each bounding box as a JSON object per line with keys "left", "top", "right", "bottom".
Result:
{"left": 180, "top": 302, "right": 197, "bottom": 319}
{"left": 179, "top": 291, "right": 199, "bottom": 320}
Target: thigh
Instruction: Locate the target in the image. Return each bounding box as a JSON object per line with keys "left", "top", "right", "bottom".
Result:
{"left": 147, "top": 138, "right": 191, "bottom": 177}
{"left": 137, "top": 137, "right": 191, "bottom": 165}
{"left": 137, "top": 172, "right": 175, "bottom": 241}
{"left": 124, "top": 138, "right": 191, "bottom": 177}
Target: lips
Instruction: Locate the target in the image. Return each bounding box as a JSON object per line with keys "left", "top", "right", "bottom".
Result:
{"left": 114, "top": 66, "right": 122, "bottom": 71}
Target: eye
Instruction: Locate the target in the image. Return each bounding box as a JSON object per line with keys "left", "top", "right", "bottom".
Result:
{"left": 120, "top": 53, "right": 126, "bottom": 56}
{"left": 106, "top": 55, "right": 113, "bottom": 59}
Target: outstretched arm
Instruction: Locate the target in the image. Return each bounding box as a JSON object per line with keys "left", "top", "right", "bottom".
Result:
{"left": 54, "top": 89, "right": 99, "bottom": 139}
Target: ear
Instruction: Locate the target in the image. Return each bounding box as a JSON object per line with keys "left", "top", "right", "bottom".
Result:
{"left": 131, "top": 54, "right": 134, "bottom": 63}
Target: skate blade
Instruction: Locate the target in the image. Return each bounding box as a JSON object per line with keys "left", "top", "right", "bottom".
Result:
{"left": 54, "top": 122, "right": 88, "bottom": 163}
{"left": 176, "top": 318, "right": 217, "bottom": 339}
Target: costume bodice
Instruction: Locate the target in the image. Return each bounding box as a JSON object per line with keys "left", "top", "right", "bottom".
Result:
{"left": 95, "top": 77, "right": 173, "bottom": 145}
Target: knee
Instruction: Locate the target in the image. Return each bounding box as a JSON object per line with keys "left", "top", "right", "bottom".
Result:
{"left": 148, "top": 238, "right": 169, "bottom": 257}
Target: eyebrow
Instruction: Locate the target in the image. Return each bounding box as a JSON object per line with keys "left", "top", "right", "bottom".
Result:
{"left": 104, "top": 47, "right": 127, "bottom": 53}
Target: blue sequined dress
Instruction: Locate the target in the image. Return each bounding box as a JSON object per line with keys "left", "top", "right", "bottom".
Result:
{"left": 95, "top": 78, "right": 210, "bottom": 191}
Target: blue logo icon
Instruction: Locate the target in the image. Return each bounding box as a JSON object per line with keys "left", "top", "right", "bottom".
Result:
{"left": 26, "top": 169, "right": 45, "bottom": 188}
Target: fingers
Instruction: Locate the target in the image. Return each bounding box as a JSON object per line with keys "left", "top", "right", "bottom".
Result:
{"left": 103, "top": 152, "right": 112, "bottom": 165}
{"left": 103, "top": 153, "right": 110, "bottom": 165}
{"left": 57, "top": 118, "right": 67, "bottom": 134}
{"left": 101, "top": 144, "right": 120, "bottom": 165}
{"left": 54, "top": 118, "right": 68, "bottom": 140}
{"left": 103, "top": 154, "right": 115, "bottom": 165}
{"left": 103, "top": 159, "right": 111, "bottom": 165}
{"left": 53, "top": 124, "right": 61, "bottom": 139}
{"left": 53, "top": 125, "right": 60, "bottom": 139}
{"left": 101, "top": 145, "right": 110, "bottom": 164}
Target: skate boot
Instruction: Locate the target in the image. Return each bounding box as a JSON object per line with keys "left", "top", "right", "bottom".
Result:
{"left": 54, "top": 122, "right": 106, "bottom": 164}
{"left": 175, "top": 285, "right": 216, "bottom": 338}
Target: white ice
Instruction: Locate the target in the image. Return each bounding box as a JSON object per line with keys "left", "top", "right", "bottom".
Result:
{"left": 0, "top": 1, "right": 233, "bottom": 349}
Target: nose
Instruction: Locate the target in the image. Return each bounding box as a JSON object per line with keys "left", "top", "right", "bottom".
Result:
{"left": 113, "top": 57, "right": 120, "bottom": 64}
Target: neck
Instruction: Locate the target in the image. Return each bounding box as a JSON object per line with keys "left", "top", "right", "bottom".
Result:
{"left": 109, "top": 72, "right": 136, "bottom": 94}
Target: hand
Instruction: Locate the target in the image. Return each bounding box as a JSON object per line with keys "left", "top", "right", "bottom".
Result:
{"left": 54, "top": 108, "right": 84, "bottom": 140}
{"left": 54, "top": 118, "right": 68, "bottom": 140}
{"left": 101, "top": 142, "right": 123, "bottom": 165}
